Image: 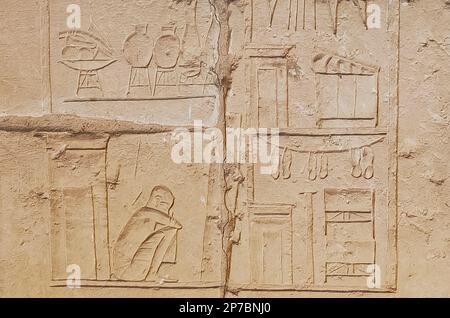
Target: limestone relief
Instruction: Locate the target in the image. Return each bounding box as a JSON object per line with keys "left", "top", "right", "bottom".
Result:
{"left": 50, "top": 0, "right": 220, "bottom": 125}
{"left": 41, "top": 0, "right": 400, "bottom": 294}
{"left": 3, "top": 0, "right": 448, "bottom": 299}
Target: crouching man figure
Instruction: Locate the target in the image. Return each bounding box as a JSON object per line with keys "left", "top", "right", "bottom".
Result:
{"left": 113, "top": 185, "right": 182, "bottom": 282}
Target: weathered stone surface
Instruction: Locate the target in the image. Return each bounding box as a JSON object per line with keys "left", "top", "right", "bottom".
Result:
{"left": 0, "top": 0, "right": 448, "bottom": 297}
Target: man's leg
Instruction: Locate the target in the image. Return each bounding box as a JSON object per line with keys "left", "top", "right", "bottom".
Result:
{"left": 147, "top": 228, "right": 178, "bottom": 280}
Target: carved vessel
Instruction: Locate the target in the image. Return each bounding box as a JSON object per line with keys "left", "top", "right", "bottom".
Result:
{"left": 153, "top": 25, "right": 181, "bottom": 69}
{"left": 123, "top": 24, "right": 154, "bottom": 68}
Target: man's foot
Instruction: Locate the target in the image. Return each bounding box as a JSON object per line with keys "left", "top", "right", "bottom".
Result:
{"left": 146, "top": 273, "right": 179, "bottom": 284}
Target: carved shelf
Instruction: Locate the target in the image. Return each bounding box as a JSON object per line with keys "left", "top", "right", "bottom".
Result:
{"left": 50, "top": 280, "right": 394, "bottom": 293}
{"left": 64, "top": 95, "right": 216, "bottom": 103}
{"left": 50, "top": 280, "right": 222, "bottom": 289}
{"left": 228, "top": 284, "right": 395, "bottom": 293}
{"left": 278, "top": 127, "right": 388, "bottom": 136}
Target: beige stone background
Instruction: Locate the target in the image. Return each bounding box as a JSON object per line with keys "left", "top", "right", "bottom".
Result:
{"left": 0, "top": 0, "right": 449, "bottom": 297}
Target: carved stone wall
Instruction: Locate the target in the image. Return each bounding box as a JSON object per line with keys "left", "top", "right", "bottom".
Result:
{"left": 0, "top": 0, "right": 449, "bottom": 297}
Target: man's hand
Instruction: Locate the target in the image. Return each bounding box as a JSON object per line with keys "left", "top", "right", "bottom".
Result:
{"left": 169, "top": 217, "right": 183, "bottom": 230}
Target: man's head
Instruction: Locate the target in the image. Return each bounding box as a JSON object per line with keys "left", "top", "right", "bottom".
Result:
{"left": 147, "top": 185, "right": 175, "bottom": 215}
